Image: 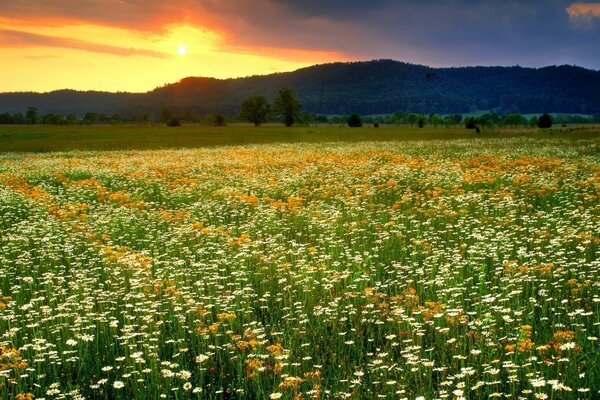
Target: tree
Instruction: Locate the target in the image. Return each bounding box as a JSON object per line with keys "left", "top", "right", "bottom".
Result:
{"left": 0, "top": 113, "right": 14, "bottom": 124}
{"left": 160, "top": 108, "right": 173, "bottom": 123}
{"left": 417, "top": 114, "right": 426, "bottom": 128}
{"left": 465, "top": 117, "right": 477, "bottom": 129}
{"left": 240, "top": 95, "right": 270, "bottom": 126}
{"left": 273, "top": 87, "right": 302, "bottom": 127}
{"left": 26, "top": 107, "right": 38, "bottom": 125}
{"left": 166, "top": 117, "right": 181, "bottom": 127}
{"left": 537, "top": 113, "right": 553, "bottom": 129}
{"left": 347, "top": 113, "right": 362, "bottom": 127}
{"left": 205, "top": 113, "right": 226, "bottom": 126}
{"left": 529, "top": 116, "right": 539, "bottom": 128}
{"left": 12, "top": 113, "right": 26, "bottom": 124}
{"left": 503, "top": 113, "right": 527, "bottom": 128}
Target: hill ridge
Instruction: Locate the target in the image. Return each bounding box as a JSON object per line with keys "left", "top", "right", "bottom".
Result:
{"left": 1, "top": 59, "right": 599, "bottom": 117}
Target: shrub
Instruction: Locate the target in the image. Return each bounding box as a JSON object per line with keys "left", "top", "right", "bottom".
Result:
{"left": 166, "top": 117, "right": 181, "bottom": 127}
{"left": 537, "top": 113, "right": 553, "bottom": 129}
{"left": 348, "top": 113, "right": 362, "bottom": 128}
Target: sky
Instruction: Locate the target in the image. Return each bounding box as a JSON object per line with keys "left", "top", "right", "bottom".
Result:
{"left": 1, "top": 0, "right": 599, "bottom": 93}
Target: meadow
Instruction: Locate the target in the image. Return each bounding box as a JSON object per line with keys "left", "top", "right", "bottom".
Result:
{"left": 1, "top": 124, "right": 599, "bottom": 152}
{"left": 0, "top": 127, "right": 598, "bottom": 399}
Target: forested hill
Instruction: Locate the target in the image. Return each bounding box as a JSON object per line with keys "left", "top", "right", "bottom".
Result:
{"left": 1, "top": 60, "right": 599, "bottom": 117}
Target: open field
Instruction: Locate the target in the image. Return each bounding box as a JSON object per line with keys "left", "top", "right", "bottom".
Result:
{"left": 1, "top": 124, "right": 600, "bottom": 152}
{"left": 0, "top": 133, "right": 599, "bottom": 399}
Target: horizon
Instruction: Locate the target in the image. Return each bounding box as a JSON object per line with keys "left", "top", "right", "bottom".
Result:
{"left": 2, "top": 1, "right": 600, "bottom": 93}
{"left": 3, "top": 59, "right": 599, "bottom": 95}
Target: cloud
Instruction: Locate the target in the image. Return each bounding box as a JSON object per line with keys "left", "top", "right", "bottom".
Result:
{"left": 1, "top": 0, "right": 599, "bottom": 68}
{"left": 0, "top": 29, "right": 167, "bottom": 58}
{"left": 567, "top": 2, "right": 600, "bottom": 18}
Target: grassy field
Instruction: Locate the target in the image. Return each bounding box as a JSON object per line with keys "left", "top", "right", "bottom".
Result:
{"left": 0, "top": 128, "right": 599, "bottom": 399}
{"left": 1, "top": 124, "right": 599, "bottom": 152}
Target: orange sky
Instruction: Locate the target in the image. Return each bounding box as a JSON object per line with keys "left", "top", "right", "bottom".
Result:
{"left": 0, "top": 2, "right": 349, "bottom": 93}
{"left": 1, "top": 1, "right": 599, "bottom": 93}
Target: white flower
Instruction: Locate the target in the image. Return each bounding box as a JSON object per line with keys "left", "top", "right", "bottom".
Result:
{"left": 196, "top": 354, "right": 209, "bottom": 364}
{"left": 113, "top": 381, "right": 125, "bottom": 389}
{"left": 269, "top": 393, "right": 283, "bottom": 399}
{"left": 178, "top": 370, "right": 192, "bottom": 380}
{"left": 559, "top": 342, "right": 576, "bottom": 350}
{"left": 66, "top": 339, "right": 78, "bottom": 347}
{"left": 80, "top": 334, "right": 94, "bottom": 342}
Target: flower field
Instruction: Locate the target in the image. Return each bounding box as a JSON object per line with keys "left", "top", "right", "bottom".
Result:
{"left": 0, "top": 137, "right": 598, "bottom": 399}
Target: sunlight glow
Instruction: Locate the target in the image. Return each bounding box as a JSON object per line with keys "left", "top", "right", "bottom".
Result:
{"left": 0, "top": 19, "right": 345, "bottom": 92}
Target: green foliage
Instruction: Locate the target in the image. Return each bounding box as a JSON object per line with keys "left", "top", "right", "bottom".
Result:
{"left": 347, "top": 113, "right": 362, "bottom": 127}
{"left": 417, "top": 115, "right": 427, "bottom": 128}
{"left": 529, "top": 116, "right": 539, "bottom": 128}
{"left": 166, "top": 117, "right": 181, "bottom": 127}
{"left": 273, "top": 87, "right": 302, "bottom": 127}
{"left": 465, "top": 117, "right": 477, "bottom": 129}
{"left": 0, "top": 112, "right": 14, "bottom": 124}
{"left": 204, "top": 113, "right": 226, "bottom": 126}
{"left": 240, "top": 95, "right": 270, "bottom": 126}
{"left": 537, "top": 113, "right": 553, "bottom": 129}
{"left": 160, "top": 108, "right": 173, "bottom": 123}
{"left": 502, "top": 113, "right": 528, "bottom": 128}
{"left": 25, "top": 106, "right": 37, "bottom": 125}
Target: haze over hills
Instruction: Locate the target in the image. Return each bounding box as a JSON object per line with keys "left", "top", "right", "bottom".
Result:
{"left": 1, "top": 60, "right": 599, "bottom": 118}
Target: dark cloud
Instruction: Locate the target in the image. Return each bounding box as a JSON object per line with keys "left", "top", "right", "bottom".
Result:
{"left": 1, "top": 0, "right": 599, "bottom": 68}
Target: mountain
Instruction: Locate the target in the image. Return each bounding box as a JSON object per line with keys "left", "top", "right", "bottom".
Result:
{"left": 1, "top": 60, "right": 599, "bottom": 118}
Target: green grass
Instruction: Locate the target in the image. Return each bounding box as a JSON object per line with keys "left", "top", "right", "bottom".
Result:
{"left": 1, "top": 124, "right": 599, "bottom": 152}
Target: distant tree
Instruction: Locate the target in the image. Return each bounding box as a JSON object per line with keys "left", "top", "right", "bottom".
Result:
{"left": 273, "top": 87, "right": 302, "bottom": 127}
{"left": 478, "top": 111, "right": 500, "bottom": 127}
{"left": 240, "top": 95, "right": 270, "bottom": 126}
{"left": 12, "top": 113, "right": 26, "bottom": 124}
{"left": 166, "top": 117, "right": 181, "bottom": 127}
{"left": 529, "top": 116, "right": 539, "bottom": 128}
{"left": 42, "top": 113, "right": 65, "bottom": 125}
{"left": 160, "top": 108, "right": 173, "bottom": 123}
{"left": 417, "top": 115, "right": 426, "bottom": 128}
{"left": 0, "top": 113, "right": 14, "bottom": 124}
{"left": 503, "top": 113, "right": 527, "bottom": 128}
{"left": 465, "top": 117, "right": 477, "bottom": 129}
{"left": 83, "top": 112, "right": 99, "bottom": 124}
{"left": 66, "top": 114, "right": 78, "bottom": 125}
{"left": 204, "top": 113, "right": 216, "bottom": 126}
{"left": 347, "top": 113, "right": 362, "bottom": 127}
{"left": 406, "top": 113, "right": 419, "bottom": 126}
{"left": 443, "top": 114, "right": 462, "bottom": 126}
{"left": 428, "top": 113, "right": 443, "bottom": 127}
{"left": 205, "top": 113, "right": 226, "bottom": 126}
{"left": 537, "top": 113, "right": 553, "bottom": 129}
{"left": 26, "top": 106, "right": 38, "bottom": 125}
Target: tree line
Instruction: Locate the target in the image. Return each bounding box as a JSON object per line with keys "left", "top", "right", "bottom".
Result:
{"left": 2, "top": 96, "right": 599, "bottom": 128}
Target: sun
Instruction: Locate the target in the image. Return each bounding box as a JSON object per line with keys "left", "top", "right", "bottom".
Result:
{"left": 177, "top": 45, "right": 187, "bottom": 56}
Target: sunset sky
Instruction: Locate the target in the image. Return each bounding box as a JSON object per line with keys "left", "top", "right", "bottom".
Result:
{"left": 1, "top": 0, "right": 600, "bottom": 93}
